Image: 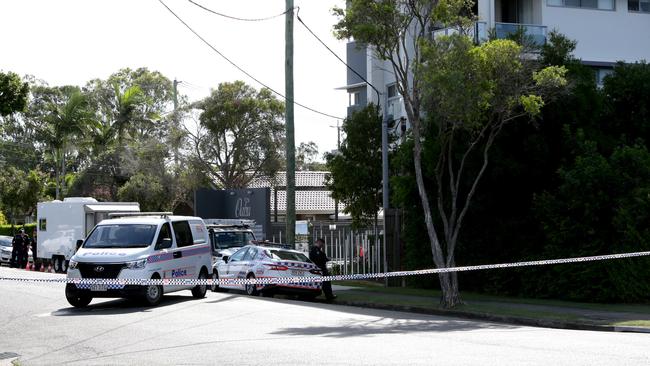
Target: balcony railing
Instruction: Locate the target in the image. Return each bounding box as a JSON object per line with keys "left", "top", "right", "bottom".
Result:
{"left": 431, "top": 22, "right": 487, "bottom": 44}
{"left": 430, "top": 21, "right": 547, "bottom": 47}
{"left": 494, "top": 22, "right": 547, "bottom": 46}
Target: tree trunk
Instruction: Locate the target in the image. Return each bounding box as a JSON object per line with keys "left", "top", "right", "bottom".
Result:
{"left": 410, "top": 117, "right": 461, "bottom": 308}
{"left": 55, "top": 149, "right": 61, "bottom": 200}
{"left": 439, "top": 272, "right": 461, "bottom": 308}
{"left": 61, "top": 149, "right": 66, "bottom": 198}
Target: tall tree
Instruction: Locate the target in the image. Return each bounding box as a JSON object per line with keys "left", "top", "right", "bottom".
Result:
{"left": 0, "top": 71, "right": 29, "bottom": 117}
{"left": 335, "top": 2, "right": 566, "bottom": 307}
{"left": 29, "top": 85, "right": 93, "bottom": 199}
{"left": 325, "top": 105, "right": 384, "bottom": 228}
{"left": 296, "top": 141, "right": 325, "bottom": 171}
{"left": 188, "top": 81, "right": 285, "bottom": 188}
{"left": 0, "top": 167, "right": 45, "bottom": 224}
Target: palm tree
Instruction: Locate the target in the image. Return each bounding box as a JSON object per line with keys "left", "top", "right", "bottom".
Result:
{"left": 38, "top": 90, "right": 93, "bottom": 199}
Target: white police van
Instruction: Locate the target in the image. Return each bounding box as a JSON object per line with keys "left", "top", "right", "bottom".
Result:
{"left": 65, "top": 213, "right": 212, "bottom": 307}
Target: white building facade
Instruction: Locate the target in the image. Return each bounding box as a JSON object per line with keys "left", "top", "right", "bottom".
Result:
{"left": 342, "top": 0, "right": 650, "bottom": 121}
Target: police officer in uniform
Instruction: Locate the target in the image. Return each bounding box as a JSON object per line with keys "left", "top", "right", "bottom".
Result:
{"left": 309, "top": 238, "right": 336, "bottom": 300}
{"left": 11, "top": 228, "right": 27, "bottom": 268}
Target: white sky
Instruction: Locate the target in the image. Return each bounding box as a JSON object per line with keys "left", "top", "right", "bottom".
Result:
{"left": 0, "top": 0, "right": 348, "bottom": 157}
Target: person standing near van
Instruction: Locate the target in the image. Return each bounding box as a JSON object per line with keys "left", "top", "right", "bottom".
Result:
{"left": 309, "top": 238, "right": 336, "bottom": 300}
{"left": 31, "top": 228, "right": 38, "bottom": 270}
{"left": 11, "top": 229, "right": 27, "bottom": 268}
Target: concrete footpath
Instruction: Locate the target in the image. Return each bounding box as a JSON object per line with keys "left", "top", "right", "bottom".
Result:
{"left": 329, "top": 285, "right": 650, "bottom": 334}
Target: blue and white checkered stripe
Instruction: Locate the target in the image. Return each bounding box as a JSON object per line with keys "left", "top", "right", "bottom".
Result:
{"left": 3, "top": 250, "right": 650, "bottom": 286}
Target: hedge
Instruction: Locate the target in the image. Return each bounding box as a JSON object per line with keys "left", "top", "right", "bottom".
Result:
{"left": 0, "top": 224, "right": 37, "bottom": 237}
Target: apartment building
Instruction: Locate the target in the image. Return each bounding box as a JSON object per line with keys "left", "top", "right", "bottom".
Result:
{"left": 341, "top": 0, "right": 650, "bottom": 121}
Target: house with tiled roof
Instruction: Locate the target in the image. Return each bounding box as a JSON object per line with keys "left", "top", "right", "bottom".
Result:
{"left": 248, "top": 171, "right": 345, "bottom": 221}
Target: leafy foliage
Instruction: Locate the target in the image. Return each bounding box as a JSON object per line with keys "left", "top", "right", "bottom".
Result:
{"left": 189, "top": 81, "right": 285, "bottom": 188}
{"left": 325, "top": 105, "right": 384, "bottom": 228}
{"left": 0, "top": 71, "right": 29, "bottom": 116}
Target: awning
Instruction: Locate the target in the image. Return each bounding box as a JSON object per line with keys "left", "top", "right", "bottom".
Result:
{"left": 84, "top": 204, "right": 140, "bottom": 212}
{"left": 335, "top": 82, "right": 367, "bottom": 90}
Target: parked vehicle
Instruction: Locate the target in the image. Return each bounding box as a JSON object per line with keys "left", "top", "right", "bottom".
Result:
{"left": 206, "top": 220, "right": 256, "bottom": 261}
{"left": 212, "top": 243, "right": 322, "bottom": 299}
{"left": 0, "top": 235, "right": 13, "bottom": 265}
{"left": 65, "top": 213, "right": 213, "bottom": 308}
{"left": 0, "top": 235, "right": 33, "bottom": 266}
{"left": 37, "top": 197, "right": 140, "bottom": 273}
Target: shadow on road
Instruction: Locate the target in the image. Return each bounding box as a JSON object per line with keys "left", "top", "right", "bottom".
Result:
{"left": 270, "top": 315, "right": 516, "bottom": 337}
{"left": 50, "top": 295, "right": 207, "bottom": 316}
{"left": 216, "top": 290, "right": 519, "bottom": 335}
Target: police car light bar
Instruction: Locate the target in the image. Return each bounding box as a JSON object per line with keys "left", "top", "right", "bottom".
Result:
{"left": 107, "top": 212, "right": 173, "bottom": 218}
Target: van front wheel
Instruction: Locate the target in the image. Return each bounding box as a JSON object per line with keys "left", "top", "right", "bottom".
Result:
{"left": 143, "top": 276, "right": 163, "bottom": 306}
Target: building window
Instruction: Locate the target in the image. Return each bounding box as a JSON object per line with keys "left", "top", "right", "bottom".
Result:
{"left": 629, "top": 0, "right": 650, "bottom": 11}
{"left": 386, "top": 83, "right": 402, "bottom": 118}
{"left": 349, "top": 91, "right": 360, "bottom": 106}
{"left": 547, "top": 0, "right": 615, "bottom": 10}
{"left": 387, "top": 84, "right": 398, "bottom": 99}
{"left": 595, "top": 68, "right": 614, "bottom": 87}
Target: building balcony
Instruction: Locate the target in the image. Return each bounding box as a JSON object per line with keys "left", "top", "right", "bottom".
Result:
{"left": 494, "top": 22, "right": 547, "bottom": 46}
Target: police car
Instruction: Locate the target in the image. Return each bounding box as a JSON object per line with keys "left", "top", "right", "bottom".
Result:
{"left": 65, "top": 214, "right": 212, "bottom": 307}
{"left": 212, "top": 243, "right": 322, "bottom": 299}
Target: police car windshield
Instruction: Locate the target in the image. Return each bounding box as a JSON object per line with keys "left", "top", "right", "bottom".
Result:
{"left": 214, "top": 232, "right": 246, "bottom": 249}
{"left": 268, "top": 249, "right": 311, "bottom": 263}
{"left": 84, "top": 224, "right": 157, "bottom": 249}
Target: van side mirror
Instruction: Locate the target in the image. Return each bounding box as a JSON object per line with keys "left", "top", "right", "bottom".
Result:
{"left": 222, "top": 256, "right": 229, "bottom": 263}
{"left": 156, "top": 238, "right": 173, "bottom": 250}
{"left": 76, "top": 240, "right": 84, "bottom": 250}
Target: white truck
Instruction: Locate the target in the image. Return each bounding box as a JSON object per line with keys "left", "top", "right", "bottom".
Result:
{"left": 37, "top": 197, "right": 140, "bottom": 273}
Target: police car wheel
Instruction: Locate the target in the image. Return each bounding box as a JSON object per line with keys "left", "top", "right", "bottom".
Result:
{"left": 143, "top": 282, "right": 163, "bottom": 306}
{"left": 211, "top": 271, "right": 220, "bottom": 292}
{"left": 192, "top": 270, "right": 207, "bottom": 298}
{"left": 245, "top": 274, "right": 259, "bottom": 296}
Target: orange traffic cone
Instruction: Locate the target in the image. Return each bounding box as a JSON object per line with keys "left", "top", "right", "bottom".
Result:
{"left": 24, "top": 262, "right": 30, "bottom": 271}
{"left": 40, "top": 263, "right": 45, "bottom": 272}
{"left": 47, "top": 264, "right": 53, "bottom": 273}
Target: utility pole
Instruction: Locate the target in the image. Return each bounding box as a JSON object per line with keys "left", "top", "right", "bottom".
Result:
{"left": 172, "top": 79, "right": 180, "bottom": 168}
{"left": 382, "top": 115, "right": 389, "bottom": 287}
{"left": 173, "top": 79, "right": 179, "bottom": 111}
{"left": 285, "top": 0, "right": 296, "bottom": 247}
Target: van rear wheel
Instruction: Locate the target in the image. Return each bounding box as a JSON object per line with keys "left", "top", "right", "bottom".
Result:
{"left": 192, "top": 270, "right": 207, "bottom": 299}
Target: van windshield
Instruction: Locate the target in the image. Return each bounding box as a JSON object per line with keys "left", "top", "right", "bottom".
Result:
{"left": 214, "top": 232, "right": 247, "bottom": 249}
{"left": 84, "top": 224, "right": 157, "bottom": 249}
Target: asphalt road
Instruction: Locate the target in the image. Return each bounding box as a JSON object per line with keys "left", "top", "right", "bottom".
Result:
{"left": 1, "top": 267, "right": 649, "bottom": 366}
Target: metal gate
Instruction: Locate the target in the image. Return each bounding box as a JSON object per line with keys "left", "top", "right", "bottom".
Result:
{"left": 270, "top": 222, "right": 385, "bottom": 276}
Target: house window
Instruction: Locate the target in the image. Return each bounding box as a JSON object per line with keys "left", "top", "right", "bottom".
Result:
{"left": 629, "top": 0, "right": 650, "bottom": 11}
{"left": 547, "top": 0, "right": 614, "bottom": 10}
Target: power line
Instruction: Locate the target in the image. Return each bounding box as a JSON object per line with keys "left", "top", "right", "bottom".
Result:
{"left": 158, "top": 0, "right": 343, "bottom": 120}
{"left": 296, "top": 11, "right": 382, "bottom": 104}
{"left": 187, "top": 0, "right": 291, "bottom": 22}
